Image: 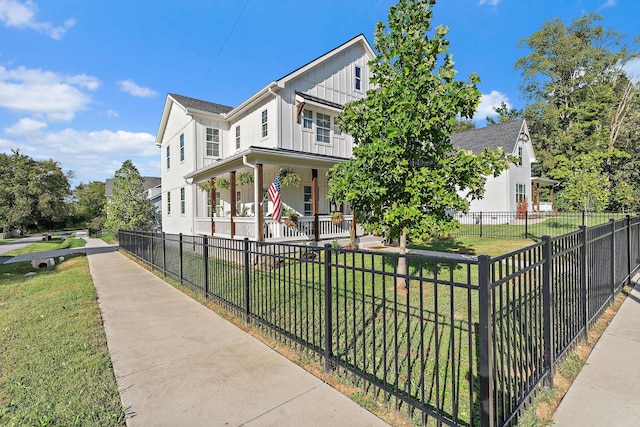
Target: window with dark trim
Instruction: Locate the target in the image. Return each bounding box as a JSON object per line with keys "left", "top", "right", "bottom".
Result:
{"left": 355, "top": 66, "right": 362, "bottom": 90}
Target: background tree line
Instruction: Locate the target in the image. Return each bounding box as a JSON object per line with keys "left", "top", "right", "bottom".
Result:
{"left": 0, "top": 150, "right": 153, "bottom": 234}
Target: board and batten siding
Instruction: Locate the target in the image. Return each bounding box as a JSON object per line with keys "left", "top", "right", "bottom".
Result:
{"left": 278, "top": 44, "right": 369, "bottom": 159}
{"left": 507, "top": 136, "right": 534, "bottom": 211}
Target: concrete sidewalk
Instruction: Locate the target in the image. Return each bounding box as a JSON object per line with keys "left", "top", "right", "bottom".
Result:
{"left": 552, "top": 277, "right": 640, "bottom": 426}
{"left": 84, "top": 238, "right": 389, "bottom": 427}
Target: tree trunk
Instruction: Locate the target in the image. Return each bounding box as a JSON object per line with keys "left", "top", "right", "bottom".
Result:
{"left": 396, "top": 232, "right": 408, "bottom": 291}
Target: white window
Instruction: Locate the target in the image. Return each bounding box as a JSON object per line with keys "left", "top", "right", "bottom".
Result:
{"left": 302, "top": 109, "right": 313, "bottom": 129}
{"left": 333, "top": 117, "right": 342, "bottom": 135}
{"left": 355, "top": 66, "right": 362, "bottom": 90}
{"left": 261, "top": 110, "right": 268, "bottom": 137}
{"left": 166, "top": 145, "right": 170, "bottom": 169}
{"left": 235, "top": 126, "right": 240, "bottom": 150}
{"left": 517, "top": 146, "right": 523, "bottom": 166}
{"left": 206, "top": 128, "right": 220, "bottom": 157}
{"left": 179, "top": 134, "right": 185, "bottom": 162}
{"left": 304, "top": 185, "right": 312, "bottom": 216}
{"left": 167, "top": 191, "right": 171, "bottom": 215}
{"left": 180, "top": 188, "right": 185, "bottom": 214}
{"left": 516, "top": 184, "right": 527, "bottom": 203}
{"left": 316, "top": 112, "right": 331, "bottom": 143}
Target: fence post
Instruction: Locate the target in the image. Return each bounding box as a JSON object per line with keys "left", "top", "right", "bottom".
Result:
{"left": 579, "top": 226, "right": 588, "bottom": 341}
{"left": 610, "top": 218, "right": 616, "bottom": 304}
{"left": 480, "top": 212, "right": 483, "bottom": 238}
{"left": 542, "top": 235, "right": 555, "bottom": 386}
{"left": 323, "top": 243, "right": 333, "bottom": 373}
{"left": 179, "top": 233, "right": 184, "bottom": 285}
{"left": 477, "top": 255, "right": 494, "bottom": 427}
{"left": 203, "top": 235, "right": 209, "bottom": 299}
{"left": 243, "top": 238, "right": 250, "bottom": 323}
{"left": 162, "top": 232, "right": 166, "bottom": 277}
{"left": 627, "top": 215, "right": 632, "bottom": 285}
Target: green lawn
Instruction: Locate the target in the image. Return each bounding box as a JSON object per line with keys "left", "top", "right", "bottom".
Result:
{"left": 0, "top": 257, "right": 125, "bottom": 426}
{"left": 3, "top": 236, "right": 86, "bottom": 256}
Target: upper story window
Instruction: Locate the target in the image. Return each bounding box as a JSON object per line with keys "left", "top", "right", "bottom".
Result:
{"left": 179, "top": 134, "right": 185, "bottom": 162}
{"left": 206, "top": 128, "right": 220, "bottom": 157}
{"left": 261, "top": 110, "right": 268, "bottom": 137}
{"left": 302, "top": 109, "right": 313, "bottom": 129}
{"left": 180, "top": 187, "right": 185, "bottom": 214}
{"left": 166, "top": 145, "right": 170, "bottom": 169}
{"left": 355, "top": 66, "right": 362, "bottom": 90}
{"left": 235, "top": 126, "right": 241, "bottom": 150}
{"left": 517, "top": 146, "right": 523, "bottom": 166}
{"left": 167, "top": 191, "right": 171, "bottom": 215}
{"left": 316, "top": 112, "right": 331, "bottom": 143}
{"left": 333, "top": 117, "right": 342, "bottom": 135}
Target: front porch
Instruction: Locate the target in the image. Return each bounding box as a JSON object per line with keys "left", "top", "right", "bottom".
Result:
{"left": 186, "top": 147, "right": 356, "bottom": 243}
{"left": 195, "top": 214, "right": 355, "bottom": 242}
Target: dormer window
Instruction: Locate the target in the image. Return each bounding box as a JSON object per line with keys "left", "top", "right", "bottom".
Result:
{"left": 355, "top": 66, "right": 362, "bottom": 90}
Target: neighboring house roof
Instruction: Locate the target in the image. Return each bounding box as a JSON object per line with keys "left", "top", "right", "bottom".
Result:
{"left": 105, "top": 176, "right": 162, "bottom": 196}
{"left": 451, "top": 119, "right": 526, "bottom": 156}
{"left": 168, "top": 93, "right": 233, "bottom": 115}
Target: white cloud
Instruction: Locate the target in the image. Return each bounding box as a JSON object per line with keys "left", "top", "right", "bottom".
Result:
{"left": 474, "top": 90, "right": 510, "bottom": 121}
{"left": 0, "top": 0, "right": 75, "bottom": 39}
{"left": 600, "top": 0, "right": 616, "bottom": 9}
{"left": 4, "top": 117, "right": 46, "bottom": 134}
{"left": 624, "top": 58, "right": 640, "bottom": 83}
{"left": 0, "top": 126, "right": 158, "bottom": 183}
{"left": 117, "top": 79, "right": 158, "bottom": 98}
{"left": 106, "top": 109, "right": 119, "bottom": 118}
{"left": 0, "top": 65, "right": 100, "bottom": 120}
{"left": 479, "top": 0, "right": 500, "bottom": 6}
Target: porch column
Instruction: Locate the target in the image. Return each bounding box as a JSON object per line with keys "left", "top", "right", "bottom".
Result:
{"left": 230, "top": 171, "right": 236, "bottom": 238}
{"left": 256, "top": 163, "right": 264, "bottom": 242}
{"left": 210, "top": 177, "right": 216, "bottom": 236}
{"left": 531, "top": 184, "right": 535, "bottom": 210}
{"left": 312, "top": 168, "right": 319, "bottom": 242}
{"left": 551, "top": 186, "right": 556, "bottom": 212}
{"left": 536, "top": 183, "right": 541, "bottom": 212}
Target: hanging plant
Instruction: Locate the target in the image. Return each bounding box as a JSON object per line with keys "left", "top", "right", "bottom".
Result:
{"left": 216, "top": 177, "right": 231, "bottom": 190}
{"left": 198, "top": 181, "right": 212, "bottom": 193}
{"left": 280, "top": 168, "right": 301, "bottom": 187}
{"left": 237, "top": 171, "right": 254, "bottom": 185}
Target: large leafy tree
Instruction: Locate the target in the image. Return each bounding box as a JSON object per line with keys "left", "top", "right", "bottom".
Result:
{"left": 0, "top": 150, "right": 72, "bottom": 233}
{"left": 516, "top": 13, "right": 638, "bottom": 210}
{"left": 73, "top": 181, "right": 106, "bottom": 223}
{"left": 105, "top": 160, "right": 155, "bottom": 231}
{"left": 328, "top": 0, "right": 509, "bottom": 287}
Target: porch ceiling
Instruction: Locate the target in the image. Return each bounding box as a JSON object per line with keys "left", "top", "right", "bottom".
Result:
{"left": 185, "top": 147, "right": 348, "bottom": 183}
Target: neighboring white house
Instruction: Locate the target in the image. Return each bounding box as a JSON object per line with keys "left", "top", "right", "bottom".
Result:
{"left": 155, "top": 34, "right": 375, "bottom": 241}
{"left": 451, "top": 119, "right": 539, "bottom": 223}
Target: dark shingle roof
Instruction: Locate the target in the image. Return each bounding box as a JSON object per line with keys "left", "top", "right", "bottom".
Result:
{"left": 450, "top": 119, "right": 524, "bottom": 155}
{"left": 169, "top": 93, "right": 234, "bottom": 115}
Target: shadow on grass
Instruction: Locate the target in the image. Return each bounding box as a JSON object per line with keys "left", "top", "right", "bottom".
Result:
{"left": 408, "top": 239, "right": 477, "bottom": 256}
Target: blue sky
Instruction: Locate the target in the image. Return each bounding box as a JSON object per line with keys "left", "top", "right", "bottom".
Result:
{"left": 0, "top": 0, "right": 638, "bottom": 185}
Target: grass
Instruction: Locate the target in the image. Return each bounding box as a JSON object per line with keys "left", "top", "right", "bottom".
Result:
{"left": 3, "top": 236, "right": 86, "bottom": 256}
{"left": 0, "top": 256, "right": 125, "bottom": 426}
{"left": 96, "top": 230, "right": 118, "bottom": 245}
{"left": 409, "top": 236, "right": 534, "bottom": 257}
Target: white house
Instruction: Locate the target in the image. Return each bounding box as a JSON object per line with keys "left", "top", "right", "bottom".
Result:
{"left": 155, "top": 35, "right": 375, "bottom": 242}
{"left": 451, "top": 119, "right": 540, "bottom": 223}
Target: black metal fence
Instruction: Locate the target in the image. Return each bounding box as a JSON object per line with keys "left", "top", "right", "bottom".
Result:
{"left": 452, "top": 211, "right": 634, "bottom": 240}
{"left": 118, "top": 214, "right": 640, "bottom": 427}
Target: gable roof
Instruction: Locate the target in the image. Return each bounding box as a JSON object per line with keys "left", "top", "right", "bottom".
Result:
{"left": 168, "top": 93, "right": 233, "bottom": 115}
{"left": 450, "top": 119, "right": 527, "bottom": 155}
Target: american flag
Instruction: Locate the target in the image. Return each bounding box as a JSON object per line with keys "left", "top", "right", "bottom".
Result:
{"left": 268, "top": 172, "right": 282, "bottom": 221}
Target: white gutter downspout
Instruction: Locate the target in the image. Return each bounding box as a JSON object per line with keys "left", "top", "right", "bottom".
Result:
{"left": 243, "top": 155, "right": 261, "bottom": 240}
